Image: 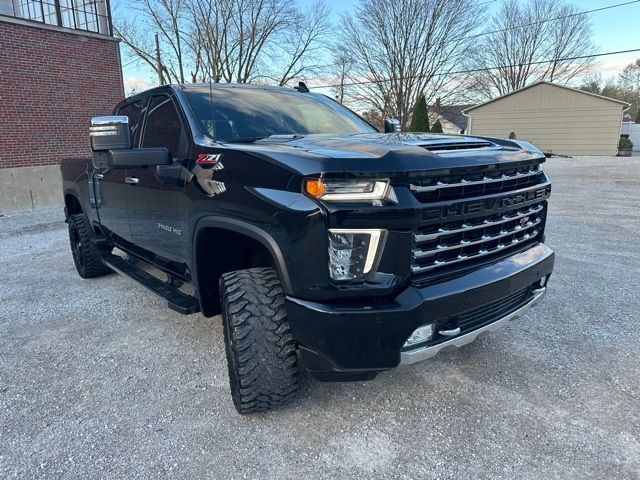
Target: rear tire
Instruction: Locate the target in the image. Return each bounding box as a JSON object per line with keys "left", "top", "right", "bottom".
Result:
{"left": 220, "top": 267, "right": 300, "bottom": 414}
{"left": 68, "top": 213, "right": 111, "bottom": 278}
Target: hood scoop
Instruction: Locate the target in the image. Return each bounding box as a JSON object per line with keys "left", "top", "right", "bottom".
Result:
{"left": 419, "top": 141, "right": 494, "bottom": 152}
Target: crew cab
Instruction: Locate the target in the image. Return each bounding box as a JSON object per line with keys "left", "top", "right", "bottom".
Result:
{"left": 61, "top": 83, "right": 554, "bottom": 413}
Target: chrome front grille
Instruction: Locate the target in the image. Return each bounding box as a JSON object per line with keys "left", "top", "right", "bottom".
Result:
{"left": 410, "top": 163, "right": 544, "bottom": 203}
{"left": 412, "top": 202, "right": 546, "bottom": 275}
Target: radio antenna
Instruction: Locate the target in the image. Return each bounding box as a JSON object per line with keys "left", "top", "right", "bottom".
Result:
{"left": 208, "top": 56, "right": 215, "bottom": 141}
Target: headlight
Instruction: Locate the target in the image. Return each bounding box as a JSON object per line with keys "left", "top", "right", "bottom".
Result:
{"left": 305, "top": 178, "right": 397, "bottom": 204}
{"left": 328, "top": 229, "right": 384, "bottom": 281}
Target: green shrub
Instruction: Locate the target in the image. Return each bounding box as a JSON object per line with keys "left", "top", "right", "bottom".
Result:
{"left": 635, "top": 110, "right": 640, "bottom": 124}
{"left": 430, "top": 119, "right": 443, "bottom": 133}
{"left": 619, "top": 138, "right": 633, "bottom": 150}
{"left": 409, "top": 95, "right": 430, "bottom": 132}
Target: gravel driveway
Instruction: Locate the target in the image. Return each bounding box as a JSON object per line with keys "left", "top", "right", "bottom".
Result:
{"left": 1, "top": 156, "right": 638, "bottom": 479}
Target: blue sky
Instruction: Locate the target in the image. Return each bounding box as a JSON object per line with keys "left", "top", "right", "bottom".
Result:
{"left": 118, "top": 0, "right": 640, "bottom": 93}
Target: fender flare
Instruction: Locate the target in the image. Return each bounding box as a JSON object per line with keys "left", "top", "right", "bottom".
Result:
{"left": 62, "top": 188, "right": 86, "bottom": 218}
{"left": 191, "top": 216, "right": 293, "bottom": 295}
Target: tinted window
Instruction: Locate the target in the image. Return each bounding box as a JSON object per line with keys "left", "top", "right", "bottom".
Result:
{"left": 184, "top": 87, "right": 376, "bottom": 142}
{"left": 142, "top": 95, "right": 185, "bottom": 156}
{"left": 118, "top": 100, "right": 146, "bottom": 146}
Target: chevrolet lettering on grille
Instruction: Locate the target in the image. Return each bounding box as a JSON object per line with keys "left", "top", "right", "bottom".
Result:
{"left": 420, "top": 185, "right": 550, "bottom": 222}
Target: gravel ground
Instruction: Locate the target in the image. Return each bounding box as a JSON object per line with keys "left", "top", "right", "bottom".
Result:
{"left": 1, "top": 156, "right": 639, "bottom": 479}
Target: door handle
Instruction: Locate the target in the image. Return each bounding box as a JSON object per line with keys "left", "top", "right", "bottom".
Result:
{"left": 94, "top": 173, "right": 104, "bottom": 179}
{"left": 125, "top": 176, "right": 140, "bottom": 185}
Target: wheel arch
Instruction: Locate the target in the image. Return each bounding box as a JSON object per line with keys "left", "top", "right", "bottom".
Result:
{"left": 64, "top": 191, "right": 84, "bottom": 217}
{"left": 191, "top": 216, "right": 292, "bottom": 317}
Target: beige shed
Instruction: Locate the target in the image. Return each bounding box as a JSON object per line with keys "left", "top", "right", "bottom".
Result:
{"left": 464, "top": 81, "right": 628, "bottom": 156}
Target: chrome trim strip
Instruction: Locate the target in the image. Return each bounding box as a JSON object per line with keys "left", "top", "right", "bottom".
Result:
{"left": 411, "top": 230, "right": 539, "bottom": 274}
{"left": 409, "top": 168, "right": 543, "bottom": 193}
{"left": 414, "top": 204, "right": 544, "bottom": 243}
{"left": 90, "top": 115, "right": 129, "bottom": 125}
{"left": 413, "top": 218, "right": 541, "bottom": 258}
{"left": 400, "top": 287, "right": 546, "bottom": 365}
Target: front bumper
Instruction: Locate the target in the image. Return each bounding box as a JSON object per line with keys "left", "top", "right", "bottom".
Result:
{"left": 400, "top": 285, "right": 546, "bottom": 365}
{"left": 285, "top": 243, "right": 554, "bottom": 381}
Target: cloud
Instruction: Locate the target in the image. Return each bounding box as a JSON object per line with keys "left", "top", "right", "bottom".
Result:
{"left": 123, "top": 77, "right": 155, "bottom": 96}
{"left": 595, "top": 55, "right": 637, "bottom": 78}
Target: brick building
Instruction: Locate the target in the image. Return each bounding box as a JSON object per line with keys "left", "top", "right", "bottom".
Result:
{"left": 0, "top": 0, "right": 124, "bottom": 213}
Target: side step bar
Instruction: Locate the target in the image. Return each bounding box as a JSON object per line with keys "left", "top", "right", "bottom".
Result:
{"left": 101, "top": 253, "right": 200, "bottom": 315}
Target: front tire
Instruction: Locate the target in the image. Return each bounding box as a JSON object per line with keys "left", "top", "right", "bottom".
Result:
{"left": 68, "top": 213, "right": 111, "bottom": 278}
{"left": 220, "top": 268, "right": 300, "bottom": 414}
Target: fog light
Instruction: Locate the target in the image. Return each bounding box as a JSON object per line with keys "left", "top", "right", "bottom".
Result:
{"left": 403, "top": 324, "right": 434, "bottom": 348}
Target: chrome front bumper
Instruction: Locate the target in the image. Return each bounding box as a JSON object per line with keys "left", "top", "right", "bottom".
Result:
{"left": 400, "top": 286, "right": 547, "bottom": 365}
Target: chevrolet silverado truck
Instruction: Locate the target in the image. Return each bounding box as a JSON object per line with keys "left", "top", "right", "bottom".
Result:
{"left": 61, "top": 83, "right": 554, "bottom": 414}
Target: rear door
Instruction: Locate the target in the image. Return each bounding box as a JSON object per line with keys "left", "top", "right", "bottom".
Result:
{"left": 95, "top": 99, "right": 147, "bottom": 242}
{"left": 126, "top": 93, "right": 190, "bottom": 262}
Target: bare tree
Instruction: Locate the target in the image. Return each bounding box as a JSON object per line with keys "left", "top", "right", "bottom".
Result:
{"left": 330, "top": 50, "right": 356, "bottom": 104}
{"left": 114, "top": 15, "right": 163, "bottom": 82}
{"left": 579, "top": 73, "right": 620, "bottom": 97}
{"left": 272, "top": 1, "right": 331, "bottom": 86}
{"left": 339, "top": 0, "right": 485, "bottom": 129}
{"left": 188, "top": 0, "right": 330, "bottom": 85}
{"left": 116, "top": 0, "right": 329, "bottom": 87}
{"left": 114, "top": 0, "right": 191, "bottom": 84}
{"left": 186, "top": 0, "right": 234, "bottom": 82}
{"left": 469, "top": 0, "right": 595, "bottom": 99}
{"left": 617, "top": 59, "right": 640, "bottom": 119}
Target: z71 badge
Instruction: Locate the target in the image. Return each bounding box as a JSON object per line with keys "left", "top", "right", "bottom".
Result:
{"left": 193, "top": 153, "right": 226, "bottom": 197}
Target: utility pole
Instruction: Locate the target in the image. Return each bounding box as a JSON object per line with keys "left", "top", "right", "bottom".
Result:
{"left": 155, "top": 33, "right": 165, "bottom": 85}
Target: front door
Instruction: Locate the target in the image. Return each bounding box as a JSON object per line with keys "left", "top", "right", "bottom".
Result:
{"left": 95, "top": 97, "right": 147, "bottom": 243}
{"left": 126, "top": 93, "right": 189, "bottom": 263}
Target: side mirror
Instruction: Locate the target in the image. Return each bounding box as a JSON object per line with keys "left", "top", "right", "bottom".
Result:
{"left": 92, "top": 147, "right": 172, "bottom": 170}
{"left": 90, "top": 116, "right": 131, "bottom": 151}
{"left": 90, "top": 115, "right": 172, "bottom": 169}
{"left": 384, "top": 118, "right": 401, "bottom": 133}
{"left": 106, "top": 148, "right": 172, "bottom": 169}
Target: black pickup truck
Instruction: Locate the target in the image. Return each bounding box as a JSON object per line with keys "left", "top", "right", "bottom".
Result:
{"left": 61, "top": 83, "right": 554, "bottom": 413}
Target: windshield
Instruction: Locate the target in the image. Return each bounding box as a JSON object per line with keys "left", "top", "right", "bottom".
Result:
{"left": 183, "top": 86, "right": 376, "bottom": 142}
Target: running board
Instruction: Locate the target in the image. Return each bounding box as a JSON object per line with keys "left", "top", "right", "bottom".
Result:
{"left": 101, "top": 253, "right": 200, "bottom": 315}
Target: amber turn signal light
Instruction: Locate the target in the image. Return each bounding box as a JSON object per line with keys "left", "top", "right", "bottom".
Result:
{"left": 305, "top": 179, "right": 325, "bottom": 198}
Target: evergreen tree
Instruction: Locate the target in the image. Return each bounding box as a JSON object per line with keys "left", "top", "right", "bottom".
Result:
{"left": 409, "top": 95, "right": 430, "bottom": 132}
{"left": 635, "top": 109, "right": 640, "bottom": 124}
{"left": 431, "top": 119, "right": 443, "bottom": 133}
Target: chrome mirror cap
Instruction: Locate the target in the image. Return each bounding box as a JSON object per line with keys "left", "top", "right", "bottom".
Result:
{"left": 384, "top": 118, "right": 401, "bottom": 133}
{"left": 90, "top": 115, "right": 129, "bottom": 127}
{"left": 90, "top": 116, "right": 132, "bottom": 152}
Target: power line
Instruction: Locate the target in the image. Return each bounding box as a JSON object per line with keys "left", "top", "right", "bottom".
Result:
{"left": 472, "top": 0, "right": 640, "bottom": 39}
{"left": 329, "top": 0, "right": 638, "bottom": 35}
{"left": 309, "top": 48, "right": 640, "bottom": 89}
{"left": 118, "top": 0, "right": 640, "bottom": 77}
{"left": 122, "top": 58, "right": 141, "bottom": 71}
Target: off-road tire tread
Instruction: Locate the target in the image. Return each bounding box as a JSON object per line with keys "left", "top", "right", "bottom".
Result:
{"left": 220, "top": 267, "right": 300, "bottom": 414}
{"left": 68, "top": 213, "right": 111, "bottom": 278}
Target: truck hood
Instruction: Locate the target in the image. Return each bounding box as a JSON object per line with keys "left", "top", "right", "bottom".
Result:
{"left": 220, "top": 132, "right": 544, "bottom": 176}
